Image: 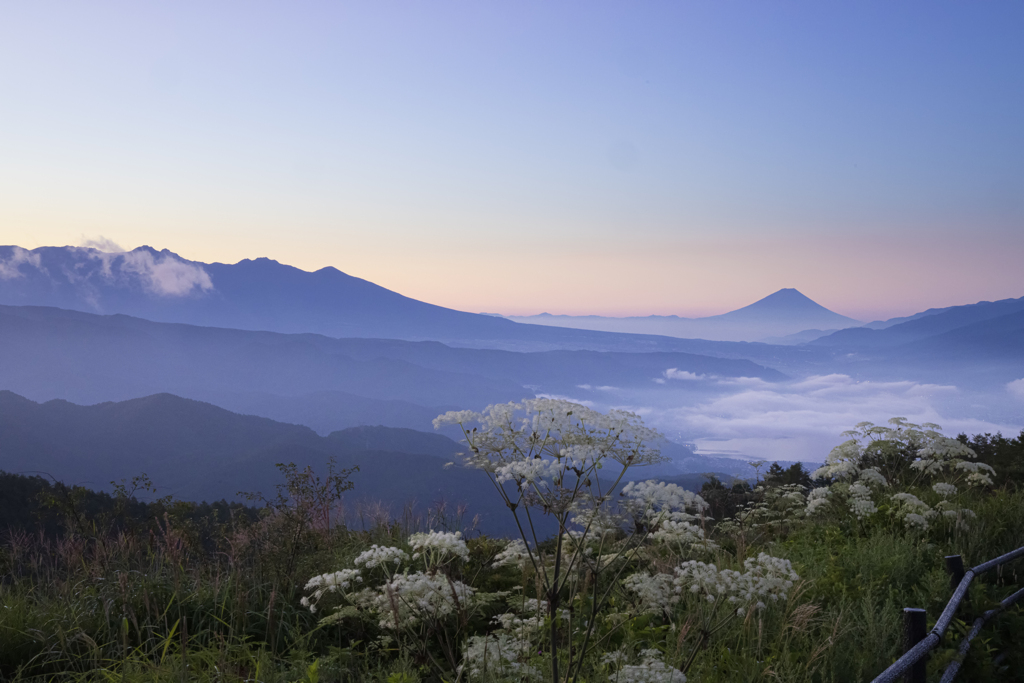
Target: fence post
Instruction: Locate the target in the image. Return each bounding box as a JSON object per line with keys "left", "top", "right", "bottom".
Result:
{"left": 903, "top": 608, "right": 927, "bottom": 683}
{"left": 945, "top": 555, "right": 965, "bottom": 591}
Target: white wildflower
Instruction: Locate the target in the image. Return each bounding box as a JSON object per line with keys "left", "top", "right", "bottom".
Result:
{"left": 301, "top": 569, "right": 363, "bottom": 613}
{"left": 495, "top": 458, "right": 562, "bottom": 485}
{"left": 622, "top": 572, "right": 678, "bottom": 614}
{"left": 859, "top": 467, "right": 888, "bottom": 487}
{"left": 673, "top": 554, "right": 798, "bottom": 609}
{"left": 891, "top": 492, "right": 936, "bottom": 531}
{"left": 353, "top": 545, "right": 409, "bottom": 569}
{"left": 848, "top": 482, "right": 877, "bottom": 519}
{"left": 805, "top": 487, "right": 830, "bottom": 515}
{"left": 904, "top": 513, "right": 929, "bottom": 531}
{"left": 492, "top": 539, "right": 531, "bottom": 569}
{"left": 461, "top": 633, "right": 537, "bottom": 679}
{"left": 360, "top": 571, "right": 475, "bottom": 630}
{"left": 614, "top": 649, "right": 687, "bottom": 683}
{"left": 408, "top": 530, "right": 469, "bottom": 565}
{"left": 651, "top": 519, "right": 716, "bottom": 551}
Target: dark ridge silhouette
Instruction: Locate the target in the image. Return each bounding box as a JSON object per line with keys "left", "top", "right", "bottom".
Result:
{"left": 0, "top": 391, "right": 725, "bottom": 536}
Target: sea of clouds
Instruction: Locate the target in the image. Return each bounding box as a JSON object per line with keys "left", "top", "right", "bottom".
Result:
{"left": 565, "top": 373, "right": 1024, "bottom": 465}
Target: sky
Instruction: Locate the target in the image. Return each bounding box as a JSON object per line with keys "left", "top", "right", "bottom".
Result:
{"left": 1, "top": 1, "right": 1022, "bottom": 320}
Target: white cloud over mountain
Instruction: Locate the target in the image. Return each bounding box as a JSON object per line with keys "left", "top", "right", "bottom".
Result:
{"left": 0, "top": 247, "right": 44, "bottom": 280}
{"left": 117, "top": 250, "right": 213, "bottom": 297}
{"left": 1, "top": 243, "right": 213, "bottom": 298}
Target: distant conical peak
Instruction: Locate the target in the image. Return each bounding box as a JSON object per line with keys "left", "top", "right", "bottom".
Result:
{"left": 744, "top": 289, "right": 828, "bottom": 310}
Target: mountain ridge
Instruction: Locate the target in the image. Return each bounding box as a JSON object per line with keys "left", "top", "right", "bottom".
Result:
{"left": 1, "top": 246, "right": 857, "bottom": 346}
{"left": 507, "top": 288, "right": 862, "bottom": 341}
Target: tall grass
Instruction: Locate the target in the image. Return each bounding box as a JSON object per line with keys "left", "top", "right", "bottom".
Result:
{"left": 2, "top": 486, "right": 1023, "bottom": 681}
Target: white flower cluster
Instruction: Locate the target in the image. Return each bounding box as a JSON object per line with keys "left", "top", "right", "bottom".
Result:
{"left": 559, "top": 444, "right": 605, "bottom": 470}
{"left": 807, "top": 419, "right": 994, "bottom": 529}
{"left": 621, "top": 480, "right": 709, "bottom": 538}
{"left": 623, "top": 572, "right": 677, "bottom": 614}
{"left": 673, "top": 553, "right": 798, "bottom": 611}
{"left": 848, "top": 482, "right": 878, "bottom": 519}
{"left": 565, "top": 502, "right": 623, "bottom": 543}
{"left": 301, "top": 569, "right": 363, "bottom": 613}
{"left": 805, "top": 487, "right": 830, "bottom": 515}
{"left": 354, "top": 545, "right": 408, "bottom": 569}
{"left": 354, "top": 571, "right": 475, "bottom": 630}
{"left": 495, "top": 458, "right": 561, "bottom": 485}
{"left": 622, "top": 480, "right": 708, "bottom": 517}
{"left": 912, "top": 434, "right": 996, "bottom": 487}
{"left": 650, "top": 519, "right": 716, "bottom": 551}
{"left": 890, "top": 492, "right": 936, "bottom": 531}
{"left": 409, "top": 530, "right": 470, "bottom": 566}
{"left": 461, "top": 633, "right": 537, "bottom": 680}
{"left": 859, "top": 468, "right": 888, "bottom": 487}
{"left": 304, "top": 569, "right": 362, "bottom": 591}
{"left": 611, "top": 649, "right": 687, "bottom": 683}
{"left": 303, "top": 528, "right": 479, "bottom": 630}
{"left": 492, "top": 539, "right": 531, "bottom": 570}
{"left": 953, "top": 459, "right": 997, "bottom": 487}
{"left": 434, "top": 399, "right": 665, "bottom": 474}
{"left": 813, "top": 438, "right": 863, "bottom": 482}
{"left": 491, "top": 598, "right": 551, "bottom": 639}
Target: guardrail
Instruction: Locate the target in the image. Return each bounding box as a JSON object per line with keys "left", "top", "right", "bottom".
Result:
{"left": 871, "top": 545, "right": 1024, "bottom": 683}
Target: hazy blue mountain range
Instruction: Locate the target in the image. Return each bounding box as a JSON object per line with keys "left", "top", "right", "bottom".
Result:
{"left": 0, "top": 303, "right": 781, "bottom": 431}
{"left": 1, "top": 244, "right": 1021, "bottom": 479}
{"left": 0, "top": 391, "right": 735, "bottom": 535}
{"left": 1, "top": 246, "right": 857, "bottom": 347}
{"left": 811, "top": 295, "right": 1024, "bottom": 349}
{"left": 0, "top": 291, "right": 1021, "bottom": 426}
{"left": 505, "top": 289, "right": 863, "bottom": 342}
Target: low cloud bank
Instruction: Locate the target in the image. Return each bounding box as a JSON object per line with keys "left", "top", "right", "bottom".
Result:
{"left": 647, "top": 374, "right": 1019, "bottom": 464}
{"left": 559, "top": 374, "right": 1022, "bottom": 466}
{"left": 664, "top": 368, "right": 706, "bottom": 381}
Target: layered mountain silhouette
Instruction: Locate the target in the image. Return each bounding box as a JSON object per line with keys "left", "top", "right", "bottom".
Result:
{"left": 0, "top": 245, "right": 856, "bottom": 346}
{"left": 0, "top": 390, "right": 507, "bottom": 533}
{"left": 507, "top": 289, "right": 862, "bottom": 342}
{"left": 0, "top": 391, "right": 729, "bottom": 535}
{"left": 811, "top": 295, "right": 1024, "bottom": 349}
{"left": 0, "top": 304, "right": 785, "bottom": 432}
{"left": 1, "top": 243, "right": 1021, "bottom": 487}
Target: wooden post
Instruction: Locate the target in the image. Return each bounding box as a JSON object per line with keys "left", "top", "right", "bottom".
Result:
{"left": 903, "top": 608, "right": 927, "bottom": 683}
{"left": 945, "top": 555, "right": 965, "bottom": 591}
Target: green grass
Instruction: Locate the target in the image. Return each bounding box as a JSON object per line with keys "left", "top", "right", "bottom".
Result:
{"left": 2, "top": 482, "right": 1023, "bottom": 682}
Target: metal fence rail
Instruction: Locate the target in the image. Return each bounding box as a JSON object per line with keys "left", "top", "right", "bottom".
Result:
{"left": 870, "top": 545, "right": 1024, "bottom": 683}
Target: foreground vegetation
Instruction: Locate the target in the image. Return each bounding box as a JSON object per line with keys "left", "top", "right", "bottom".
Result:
{"left": 1, "top": 406, "right": 1023, "bottom": 682}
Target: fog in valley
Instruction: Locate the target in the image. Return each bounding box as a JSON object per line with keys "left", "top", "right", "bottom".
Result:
{"left": 1, "top": 245, "right": 1021, "bottom": 493}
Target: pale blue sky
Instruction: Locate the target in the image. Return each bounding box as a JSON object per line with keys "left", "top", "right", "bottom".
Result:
{"left": 2, "top": 1, "right": 1022, "bottom": 319}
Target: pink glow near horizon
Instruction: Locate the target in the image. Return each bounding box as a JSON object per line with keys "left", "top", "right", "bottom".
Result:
{"left": 3, "top": 3, "right": 1021, "bottom": 323}
{"left": 8, "top": 230, "right": 1020, "bottom": 324}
